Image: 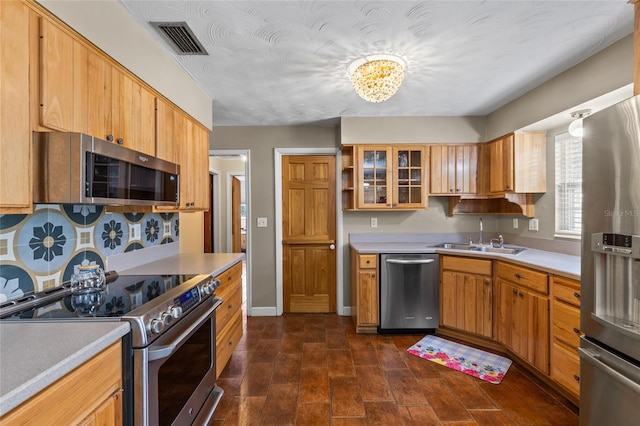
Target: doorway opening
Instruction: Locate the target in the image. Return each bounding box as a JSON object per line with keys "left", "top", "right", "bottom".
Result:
{"left": 209, "top": 150, "right": 251, "bottom": 315}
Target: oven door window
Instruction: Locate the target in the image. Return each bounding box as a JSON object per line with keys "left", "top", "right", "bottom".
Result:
{"left": 157, "top": 319, "right": 213, "bottom": 425}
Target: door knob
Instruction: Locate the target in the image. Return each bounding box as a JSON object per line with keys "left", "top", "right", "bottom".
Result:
{"left": 329, "top": 244, "right": 335, "bottom": 250}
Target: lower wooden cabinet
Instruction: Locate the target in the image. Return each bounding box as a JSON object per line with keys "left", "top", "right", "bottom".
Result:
{"left": 495, "top": 261, "right": 549, "bottom": 375}
{"left": 351, "top": 249, "right": 378, "bottom": 333}
{"left": 1, "top": 341, "right": 123, "bottom": 425}
{"left": 440, "top": 256, "right": 492, "bottom": 338}
{"left": 214, "top": 261, "right": 244, "bottom": 377}
{"left": 550, "top": 275, "right": 582, "bottom": 399}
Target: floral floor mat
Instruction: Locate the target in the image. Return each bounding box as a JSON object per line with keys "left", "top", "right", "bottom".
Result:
{"left": 407, "top": 335, "right": 512, "bottom": 384}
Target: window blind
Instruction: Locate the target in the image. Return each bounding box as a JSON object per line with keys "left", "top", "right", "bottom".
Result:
{"left": 555, "top": 132, "right": 582, "bottom": 238}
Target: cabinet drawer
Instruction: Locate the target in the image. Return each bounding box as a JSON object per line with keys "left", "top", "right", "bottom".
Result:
{"left": 552, "top": 300, "right": 581, "bottom": 348}
{"left": 216, "top": 284, "right": 243, "bottom": 335}
{"left": 553, "top": 278, "right": 581, "bottom": 308}
{"left": 496, "top": 262, "right": 548, "bottom": 294}
{"left": 359, "top": 254, "right": 377, "bottom": 269}
{"left": 216, "top": 310, "right": 243, "bottom": 377}
{"left": 550, "top": 343, "right": 580, "bottom": 397}
{"left": 442, "top": 256, "right": 492, "bottom": 275}
{"left": 214, "top": 261, "right": 243, "bottom": 290}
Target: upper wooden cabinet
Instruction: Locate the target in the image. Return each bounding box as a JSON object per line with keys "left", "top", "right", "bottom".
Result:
{"left": 39, "top": 22, "right": 156, "bottom": 156}
{"left": 155, "top": 99, "right": 210, "bottom": 211}
{"left": 345, "top": 145, "right": 427, "bottom": 210}
{"left": 0, "top": 1, "right": 34, "bottom": 213}
{"left": 486, "top": 131, "right": 546, "bottom": 194}
{"left": 430, "top": 144, "right": 478, "bottom": 195}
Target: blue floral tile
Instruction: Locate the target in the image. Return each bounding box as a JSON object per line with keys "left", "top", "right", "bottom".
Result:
{"left": 17, "top": 212, "right": 73, "bottom": 273}
{"left": 160, "top": 213, "right": 175, "bottom": 221}
{"left": 161, "top": 237, "right": 174, "bottom": 245}
{"left": 96, "top": 213, "right": 127, "bottom": 256}
{"left": 143, "top": 214, "right": 162, "bottom": 247}
{"left": 63, "top": 205, "right": 103, "bottom": 225}
{"left": 0, "top": 264, "right": 34, "bottom": 303}
{"left": 125, "top": 242, "right": 144, "bottom": 252}
{"left": 124, "top": 212, "right": 145, "bottom": 223}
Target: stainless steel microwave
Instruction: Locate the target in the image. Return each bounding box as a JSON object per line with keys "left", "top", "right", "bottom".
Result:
{"left": 33, "top": 132, "right": 179, "bottom": 206}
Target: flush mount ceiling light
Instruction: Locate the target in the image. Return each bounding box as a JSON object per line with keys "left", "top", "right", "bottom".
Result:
{"left": 568, "top": 109, "right": 592, "bottom": 137}
{"left": 348, "top": 55, "right": 406, "bottom": 103}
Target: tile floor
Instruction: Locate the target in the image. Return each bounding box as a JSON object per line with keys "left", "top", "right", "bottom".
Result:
{"left": 212, "top": 314, "right": 579, "bottom": 425}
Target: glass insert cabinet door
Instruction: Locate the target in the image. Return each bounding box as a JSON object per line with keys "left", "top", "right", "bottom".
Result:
{"left": 393, "top": 147, "right": 426, "bottom": 208}
{"left": 358, "top": 146, "right": 390, "bottom": 207}
{"left": 355, "top": 145, "right": 427, "bottom": 209}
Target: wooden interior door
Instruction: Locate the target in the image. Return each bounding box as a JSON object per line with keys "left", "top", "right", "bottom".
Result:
{"left": 231, "top": 177, "right": 241, "bottom": 253}
{"left": 282, "top": 155, "right": 336, "bottom": 313}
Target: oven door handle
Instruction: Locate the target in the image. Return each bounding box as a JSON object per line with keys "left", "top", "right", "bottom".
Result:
{"left": 148, "top": 298, "right": 222, "bottom": 361}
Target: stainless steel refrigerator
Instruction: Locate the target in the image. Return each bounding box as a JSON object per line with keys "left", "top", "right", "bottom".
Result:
{"left": 580, "top": 94, "right": 640, "bottom": 425}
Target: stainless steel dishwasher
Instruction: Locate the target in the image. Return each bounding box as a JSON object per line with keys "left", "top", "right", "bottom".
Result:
{"left": 379, "top": 253, "right": 439, "bottom": 333}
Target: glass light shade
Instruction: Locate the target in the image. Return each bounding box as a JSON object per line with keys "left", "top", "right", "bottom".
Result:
{"left": 349, "top": 57, "right": 405, "bottom": 103}
{"left": 568, "top": 119, "right": 583, "bottom": 137}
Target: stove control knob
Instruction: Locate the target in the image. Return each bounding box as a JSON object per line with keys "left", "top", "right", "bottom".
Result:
{"left": 147, "top": 319, "right": 164, "bottom": 335}
{"left": 169, "top": 305, "right": 182, "bottom": 319}
{"left": 160, "top": 312, "right": 173, "bottom": 327}
{"left": 201, "top": 279, "right": 218, "bottom": 295}
{"left": 211, "top": 279, "right": 221, "bottom": 290}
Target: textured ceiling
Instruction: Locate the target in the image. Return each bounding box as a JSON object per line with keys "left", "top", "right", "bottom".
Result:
{"left": 119, "top": 1, "right": 634, "bottom": 127}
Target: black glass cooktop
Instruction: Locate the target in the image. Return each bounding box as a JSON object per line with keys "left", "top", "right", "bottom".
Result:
{"left": 5, "top": 274, "right": 197, "bottom": 319}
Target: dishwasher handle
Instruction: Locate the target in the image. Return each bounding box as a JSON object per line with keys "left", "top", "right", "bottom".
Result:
{"left": 579, "top": 346, "right": 640, "bottom": 394}
{"left": 385, "top": 258, "right": 435, "bottom": 265}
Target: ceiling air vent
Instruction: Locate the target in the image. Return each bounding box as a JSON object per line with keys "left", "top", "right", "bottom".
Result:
{"left": 151, "top": 22, "right": 207, "bottom": 55}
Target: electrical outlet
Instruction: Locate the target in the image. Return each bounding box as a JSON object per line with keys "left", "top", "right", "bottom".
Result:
{"left": 513, "top": 218, "right": 519, "bottom": 229}
{"left": 130, "top": 223, "right": 141, "bottom": 240}
{"left": 370, "top": 217, "right": 378, "bottom": 228}
{"left": 257, "top": 217, "right": 268, "bottom": 228}
{"left": 529, "top": 218, "right": 539, "bottom": 231}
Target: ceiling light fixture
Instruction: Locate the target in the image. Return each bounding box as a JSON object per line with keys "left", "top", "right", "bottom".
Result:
{"left": 348, "top": 55, "right": 406, "bottom": 103}
{"left": 568, "top": 109, "right": 592, "bottom": 137}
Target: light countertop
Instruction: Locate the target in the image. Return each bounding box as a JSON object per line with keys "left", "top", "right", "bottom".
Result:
{"left": 119, "top": 252, "right": 245, "bottom": 277}
{"left": 350, "top": 241, "right": 580, "bottom": 280}
{"left": 0, "top": 321, "right": 130, "bottom": 417}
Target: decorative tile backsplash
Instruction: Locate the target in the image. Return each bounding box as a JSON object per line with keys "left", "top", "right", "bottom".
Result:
{"left": 0, "top": 204, "right": 179, "bottom": 303}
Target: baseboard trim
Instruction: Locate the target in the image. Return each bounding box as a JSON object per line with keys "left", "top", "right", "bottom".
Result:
{"left": 248, "top": 307, "right": 352, "bottom": 317}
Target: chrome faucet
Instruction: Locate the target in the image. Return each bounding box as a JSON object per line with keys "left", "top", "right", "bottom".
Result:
{"left": 491, "top": 234, "right": 504, "bottom": 248}
{"left": 479, "top": 218, "right": 484, "bottom": 245}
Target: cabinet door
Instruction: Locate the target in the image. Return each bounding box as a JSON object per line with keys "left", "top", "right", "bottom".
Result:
{"left": 85, "top": 49, "right": 107, "bottom": 139}
{"left": 190, "top": 124, "right": 210, "bottom": 210}
{"left": 441, "top": 270, "right": 492, "bottom": 338}
{"left": 39, "top": 18, "right": 75, "bottom": 131}
{"left": 517, "top": 288, "right": 549, "bottom": 374}
{"left": 0, "top": 1, "right": 33, "bottom": 211}
{"left": 356, "top": 146, "right": 391, "bottom": 208}
{"left": 496, "top": 280, "right": 516, "bottom": 349}
{"left": 455, "top": 145, "right": 478, "bottom": 195}
{"left": 393, "top": 146, "right": 427, "bottom": 208}
{"left": 155, "top": 97, "right": 177, "bottom": 163}
{"left": 429, "top": 145, "right": 453, "bottom": 194}
{"left": 357, "top": 269, "right": 378, "bottom": 326}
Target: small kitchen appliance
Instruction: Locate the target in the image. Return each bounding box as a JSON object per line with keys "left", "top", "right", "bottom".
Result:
{"left": 0, "top": 271, "right": 223, "bottom": 426}
{"left": 580, "top": 94, "right": 640, "bottom": 425}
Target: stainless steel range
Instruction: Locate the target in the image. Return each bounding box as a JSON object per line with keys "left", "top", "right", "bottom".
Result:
{"left": 0, "top": 272, "right": 224, "bottom": 426}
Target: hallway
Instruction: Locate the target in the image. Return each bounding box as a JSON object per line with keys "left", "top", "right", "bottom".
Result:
{"left": 212, "top": 314, "right": 578, "bottom": 425}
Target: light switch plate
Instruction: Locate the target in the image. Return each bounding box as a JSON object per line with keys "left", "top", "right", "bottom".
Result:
{"left": 513, "top": 218, "right": 519, "bottom": 229}
{"left": 370, "top": 217, "right": 378, "bottom": 228}
{"left": 529, "top": 218, "right": 539, "bottom": 231}
{"left": 257, "top": 217, "right": 268, "bottom": 228}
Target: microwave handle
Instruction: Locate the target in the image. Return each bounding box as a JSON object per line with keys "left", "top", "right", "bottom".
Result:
{"left": 148, "top": 298, "right": 222, "bottom": 361}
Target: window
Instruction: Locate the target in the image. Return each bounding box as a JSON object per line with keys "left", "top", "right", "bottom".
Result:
{"left": 555, "top": 132, "right": 582, "bottom": 238}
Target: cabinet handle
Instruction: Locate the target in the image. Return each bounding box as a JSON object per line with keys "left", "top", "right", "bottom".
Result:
{"left": 117, "top": 138, "right": 124, "bottom": 145}
{"left": 365, "top": 260, "right": 370, "bottom": 264}
{"left": 106, "top": 134, "right": 114, "bottom": 141}
{"left": 484, "top": 279, "right": 490, "bottom": 286}
{"left": 574, "top": 292, "right": 580, "bottom": 299}
{"left": 518, "top": 292, "right": 524, "bottom": 298}
{"left": 456, "top": 188, "right": 461, "bottom": 192}
{"left": 449, "top": 189, "right": 454, "bottom": 193}
{"left": 573, "top": 327, "right": 580, "bottom": 334}
{"left": 228, "top": 340, "right": 233, "bottom": 346}
{"left": 505, "top": 184, "right": 511, "bottom": 190}
{"left": 515, "top": 273, "right": 521, "bottom": 279}
{"left": 512, "top": 289, "right": 518, "bottom": 295}
{"left": 574, "top": 375, "right": 580, "bottom": 382}
{"left": 228, "top": 304, "right": 233, "bottom": 309}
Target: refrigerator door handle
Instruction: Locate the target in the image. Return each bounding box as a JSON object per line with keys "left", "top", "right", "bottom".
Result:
{"left": 579, "top": 347, "right": 640, "bottom": 394}
{"left": 385, "top": 259, "right": 435, "bottom": 265}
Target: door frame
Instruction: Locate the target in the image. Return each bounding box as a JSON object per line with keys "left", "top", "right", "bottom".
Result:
{"left": 274, "top": 148, "right": 343, "bottom": 316}
{"left": 210, "top": 149, "right": 251, "bottom": 315}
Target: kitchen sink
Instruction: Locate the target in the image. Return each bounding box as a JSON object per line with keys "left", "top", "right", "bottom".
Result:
{"left": 470, "top": 246, "right": 526, "bottom": 255}
{"left": 431, "top": 242, "right": 525, "bottom": 255}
